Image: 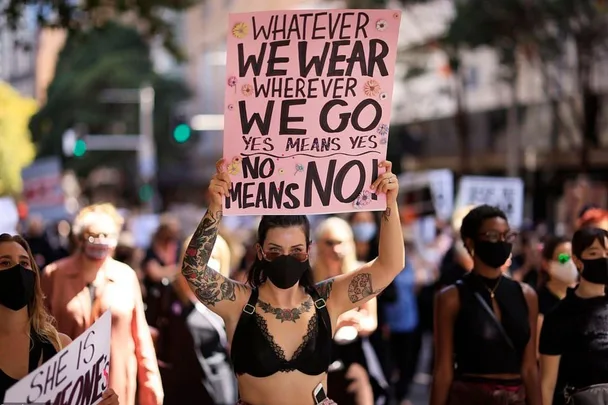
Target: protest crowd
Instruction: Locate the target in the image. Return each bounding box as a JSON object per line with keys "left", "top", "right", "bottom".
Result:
{"left": 0, "top": 176, "right": 606, "bottom": 405}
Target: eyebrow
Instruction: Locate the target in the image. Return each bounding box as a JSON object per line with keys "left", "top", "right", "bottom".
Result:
{"left": 0, "top": 254, "right": 30, "bottom": 260}
{"left": 268, "top": 243, "right": 305, "bottom": 249}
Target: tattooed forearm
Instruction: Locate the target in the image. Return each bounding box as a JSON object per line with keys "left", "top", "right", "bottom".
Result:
{"left": 347, "top": 273, "right": 384, "bottom": 303}
{"left": 315, "top": 279, "right": 334, "bottom": 301}
{"left": 182, "top": 209, "right": 237, "bottom": 306}
{"left": 382, "top": 207, "right": 391, "bottom": 222}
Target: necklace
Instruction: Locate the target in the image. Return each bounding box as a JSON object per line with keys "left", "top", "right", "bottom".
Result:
{"left": 483, "top": 275, "right": 502, "bottom": 299}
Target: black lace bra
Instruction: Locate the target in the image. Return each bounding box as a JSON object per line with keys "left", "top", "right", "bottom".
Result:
{"left": 230, "top": 287, "right": 332, "bottom": 377}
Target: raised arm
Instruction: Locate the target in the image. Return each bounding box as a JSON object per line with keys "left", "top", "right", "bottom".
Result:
{"left": 181, "top": 161, "right": 249, "bottom": 321}
{"left": 316, "top": 161, "right": 405, "bottom": 317}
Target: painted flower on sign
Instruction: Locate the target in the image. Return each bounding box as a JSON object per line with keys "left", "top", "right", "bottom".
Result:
{"left": 227, "top": 161, "right": 241, "bottom": 175}
{"left": 377, "top": 123, "right": 389, "bottom": 137}
{"left": 227, "top": 104, "right": 234, "bottom": 111}
{"left": 232, "top": 22, "right": 248, "bottom": 39}
{"left": 241, "top": 84, "right": 253, "bottom": 97}
{"left": 232, "top": 156, "right": 242, "bottom": 164}
{"left": 227, "top": 76, "right": 237, "bottom": 87}
{"left": 379, "top": 92, "right": 388, "bottom": 101}
{"left": 353, "top": 190, "right": 373, "bottom": 209}
{"left": 376, "top": 19, "right": 388, "bottom": 32}
{"left": 278, "top": 168, "right": 285, "bottom": 175}
{"left": 363, "top": 80, "right": 381, "bottom": 97}
{"left": 295, "top": 163, "right": 304, "bottom": 175}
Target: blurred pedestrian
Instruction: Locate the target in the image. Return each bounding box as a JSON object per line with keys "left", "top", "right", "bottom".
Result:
{"left": 41, "top": 203, "right": 163, "bottom": 405}
{"left": 540, "top": 227, "right": 608, "bottom": 405}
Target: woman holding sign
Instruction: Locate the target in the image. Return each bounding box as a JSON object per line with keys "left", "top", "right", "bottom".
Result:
{"left": 0, "top": 234, "right": 119, "bottom": 404}
{"left": 181, "top": 159, "right": 404, "bottom": 405}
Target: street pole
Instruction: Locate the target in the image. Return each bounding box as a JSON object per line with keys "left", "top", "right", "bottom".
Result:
{"left": 138, "top": 86, "right": 157, "bottom": 212}
{"left": 62, "top": 86, "right": 158, "bottom": 212}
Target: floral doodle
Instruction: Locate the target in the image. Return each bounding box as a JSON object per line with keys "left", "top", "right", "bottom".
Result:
{"left": 363, "top": 80, "right": 381, "bottom": 97}
{"left": 232, "top": 22, "right": 248, "bottom": 39}
{"left": 377, "top": 124, "right": 389, "bottom": 137}
{"left": 376, "top": 20, "right": 388, "bottom": 32}
{"left": 241, "top": 84, "right": 253, "bottom": 97}
{"left": 227, "top": 156, "right": 242, "bottom": 175}
{"left": 294, "top": 163, "right": 305, "bottom": 175}
{"left": 353, "top": 190, "right": 373, "bottom": 209}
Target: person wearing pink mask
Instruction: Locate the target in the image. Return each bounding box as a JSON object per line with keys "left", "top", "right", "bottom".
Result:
{"left": 41, "top": 203, "right": 164, "bottom": 405}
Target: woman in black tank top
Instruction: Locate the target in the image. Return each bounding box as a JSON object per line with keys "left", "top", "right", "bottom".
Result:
{"left": 0, "top": 234, "right": 118, "bottom": 405}
{"left": 180, "top": 159, "right": 405, "bottom": 405}
{"left": 430, "top": 205, "right": 542, "bottom": 405}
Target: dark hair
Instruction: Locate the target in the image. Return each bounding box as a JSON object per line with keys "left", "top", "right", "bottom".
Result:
{"left": 541, "top": 235, "right": 570, "bottom": 261}
{"left": 246, "top": 215, "right": 315, "bottom": 289}
{"left": 572, "top": 227, "right": 608, "bottom": 259}
{"left": 460, "top": 205, "right": 508, "bottom": 242}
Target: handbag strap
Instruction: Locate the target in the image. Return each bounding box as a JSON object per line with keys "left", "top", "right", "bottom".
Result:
{"left": 456, "top": 280, "right": 516, "bottom": 351}
{"left": 472, "top": 291, "right": 516, "bottom": 351}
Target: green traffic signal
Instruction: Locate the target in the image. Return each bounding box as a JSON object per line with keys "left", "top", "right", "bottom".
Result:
{"left": 73, "top": 139, "right": 87, "bottom": 157}
{"left": 139, "top": 184, "right": 154, "bottom": 202}
{"left": 173, "top": 124, "right": 191, "bottom": 143}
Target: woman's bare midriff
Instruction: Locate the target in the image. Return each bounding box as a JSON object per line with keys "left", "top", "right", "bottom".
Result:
{"left": 237, "top": 371, "right": 329, "bottom": 405}
{"left": 462, "top": 373, "right": 522, "bottom": 380}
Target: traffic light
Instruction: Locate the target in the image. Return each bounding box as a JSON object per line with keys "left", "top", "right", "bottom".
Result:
{"left": 171, "top": 114, "right": 191, "bottom": 143}
{"left": 73, "top": 139, "right": 87, "bottom": 157}
{"left": 63, "top": 129, "right": 88, "bottom": 157}
{"left": 139, "top": 183, "right": 154, "bottom": 202}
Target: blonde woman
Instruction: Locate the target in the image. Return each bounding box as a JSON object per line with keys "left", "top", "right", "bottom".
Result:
{"left": 41, "top": 203, "right": 163, "bottom": 405}
{"left": 0, "top": 234, "right": 118, "bottom": 404}
{"left": 313, "top": 216, "right": 384, "bottom": 405}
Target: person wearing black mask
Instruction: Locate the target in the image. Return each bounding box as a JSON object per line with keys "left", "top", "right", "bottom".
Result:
{"left": 540, "top": 227, "right": 608, "bottom": 405}
{"left": 430, "top": 205, "right": 541, "bottom": 405}
{"left": 0, "top": 233, "right": 118, "bottom": 404}
{"left": 180, "top": 159, "right": 405, "bottom": 405}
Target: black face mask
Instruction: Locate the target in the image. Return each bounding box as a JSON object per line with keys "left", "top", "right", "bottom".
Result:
{"left": 0, "top": 264, "right": 36, "bottom": 311}
{"left": 474, "top": 240, "right": 513, "bottom": 269}
{"left": 263, "top": 255, "right": 309, "bottom": 289}
{"left": 581, "top": 258, "right": 608, "bottom": 285}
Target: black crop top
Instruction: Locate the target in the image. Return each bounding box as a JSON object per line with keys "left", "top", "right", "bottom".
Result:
{"left": 0, "top": 332, "right": 57, "bottom": 400}
{"left": 453, "top": 272, "right": 530, "bottom": 375}
{"left": 230, "top": 287, "right": 333, "bottom": 377}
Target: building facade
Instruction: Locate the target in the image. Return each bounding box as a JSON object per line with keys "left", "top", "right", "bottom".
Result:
{"left": 0, "top": 2, "right": 38, "bottom": 97}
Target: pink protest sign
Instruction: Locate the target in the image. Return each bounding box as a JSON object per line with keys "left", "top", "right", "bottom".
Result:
{"left": 223, "top": 9, "right": 401, "bottom": 215}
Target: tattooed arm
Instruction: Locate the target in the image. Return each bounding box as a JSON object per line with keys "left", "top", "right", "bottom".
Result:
{"left": 320, "top": 163, "right": 405, "bottom": 317}
{"left": 182, "top": 208, "right": 249, "bottom": 320}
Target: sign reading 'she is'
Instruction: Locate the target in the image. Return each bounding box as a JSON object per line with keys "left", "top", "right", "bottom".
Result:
{"left": 3, "top": 311, "right": 111, "bottom": 405}
{"left": 223, "top": 9, "right": 401, "bottom": 215}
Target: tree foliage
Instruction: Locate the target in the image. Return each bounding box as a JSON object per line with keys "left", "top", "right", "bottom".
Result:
{"left": 1, "top": 0, "right": 200, "bottom": 60}
{"left": 29, "top": 22, "right": 190, "bottom": 178}
{"left": 0, "top": 82, "right": 37, "bottom": 196}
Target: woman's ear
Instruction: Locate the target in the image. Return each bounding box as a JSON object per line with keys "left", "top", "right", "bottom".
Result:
{"left": 573, "top": 256, "right": 584, "bottom": 273}
{"left": 255, "top": 243, "right": 263, "bottom": 261}
{"left": 464, "top": 238, "right": 474, "bottom": 257}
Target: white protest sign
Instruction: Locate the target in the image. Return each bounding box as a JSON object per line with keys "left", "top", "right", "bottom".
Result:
{"left": 4, "top": 310, "right": 112, "bottom": 405}
{"left": 398, "top": 169, "right": 454, "bottom": 221}
{"left": 455, "top": 176, "right": 524, "bottom": 229}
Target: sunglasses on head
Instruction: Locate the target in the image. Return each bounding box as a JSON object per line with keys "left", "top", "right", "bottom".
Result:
{"left": 261, "top": 251, "right": 309, "bottom": 263}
